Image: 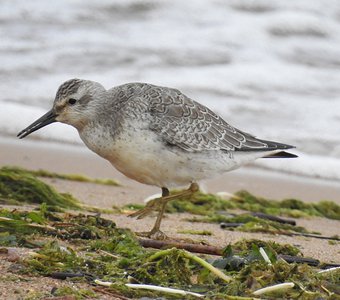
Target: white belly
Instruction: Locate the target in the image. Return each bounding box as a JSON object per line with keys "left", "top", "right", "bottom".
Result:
{"left": 105, "top": 130, "right": 219, "bottom": 187}
{"left": 79, "top": 123, "right": 269, "bottom": 188}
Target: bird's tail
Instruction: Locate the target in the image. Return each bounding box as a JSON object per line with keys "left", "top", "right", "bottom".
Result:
{"left": 263, "top": 151, "right": 298, "bottom": 158}
{"left": 256, "top": 139, "right": 298, "bottom": 158}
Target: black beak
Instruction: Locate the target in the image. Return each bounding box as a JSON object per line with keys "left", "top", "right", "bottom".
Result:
{"left": 17, "top": 109, "right": 57, "bottom": 139}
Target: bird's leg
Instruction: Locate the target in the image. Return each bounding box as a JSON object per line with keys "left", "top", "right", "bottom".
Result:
{"left": 129, "top": 183, "right": 199, "bottom": 219}
{"left": 130, "top": 183, "right": 199, "bottom": 240}
{"left": 140, "top": 187, "right": 169, "bottom": 240}
{"left": 128, "top": 188, "right": 167, "bottom": 220}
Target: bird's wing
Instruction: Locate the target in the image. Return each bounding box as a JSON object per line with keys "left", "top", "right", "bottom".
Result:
{"left": 147, "top": 86, "right": 270, "bottom": 152}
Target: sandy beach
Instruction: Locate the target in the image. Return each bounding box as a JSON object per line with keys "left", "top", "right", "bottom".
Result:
{"left": 0, "top": 135, "right": 340, "bottom": 299}
{"left": 2, "top": 136, "right": 340, "bottom": 203}
{"left": 1, "top": 135, "right": 339, "bottom": 252}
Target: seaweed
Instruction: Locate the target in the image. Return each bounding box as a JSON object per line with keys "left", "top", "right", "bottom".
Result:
{"left": 0, "top": 207, "right": 338, "bottom": 299}
{"left": 166, "top": 189, "right": 340, "bottom": 220}
{"left": 0, "top": 165, "right": 339, "bottom": 298}
{"left": 25, "top": 167, "right": 120, "bottom": 186}
{"left": 132, "top": 248, "right": 194, "bottom": 286}
{"left": 0, "top": 207, "right": 118, "bottom": 247}
{"left": 0, "top": 166, "right": 81, "bottom": 209}
{"left": 52, "top": 286, "right": 97, "bottom": 299}
{"left": 129, "top": 188, "right": 334, "bottom": 235}
{"left": 189, "top": 214, "right": 311, "bottom": 235}
{"left": 234, "top": 190, "right": 340, "bottom": 220}
{"left": 166, "top": 191, "right": 234, "bottom": 215}
{"left": 230, "top": 239, "right": 301, "bottom": 256}
{"left": 177, "top": 229, "right": 212, "bottom": 236}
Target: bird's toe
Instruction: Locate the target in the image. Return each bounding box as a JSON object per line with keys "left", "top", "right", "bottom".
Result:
{"left": 135, "top": 229, "right": 168, "bottom": 240}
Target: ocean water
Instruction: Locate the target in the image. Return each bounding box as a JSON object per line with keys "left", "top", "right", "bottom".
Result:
{"left": 1, "top": 0, "right": 340, "bottom": 181}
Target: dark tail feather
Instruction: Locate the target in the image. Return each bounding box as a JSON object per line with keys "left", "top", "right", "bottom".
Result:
{"left": 263, "top": 151, "right": 298, "bottom": 158}
{"left": 258, "top": 139, "right": 295, "bottom": 150}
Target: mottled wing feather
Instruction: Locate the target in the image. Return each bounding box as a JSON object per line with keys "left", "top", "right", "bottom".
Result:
{"left": 147, "top": 86, "right": 268, "bottom": 152}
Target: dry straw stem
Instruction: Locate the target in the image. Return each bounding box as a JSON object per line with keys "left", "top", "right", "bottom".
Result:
{"left": 125, "top": 284, "right": 204, "bottom": 298}
{"left": 95, "top": 279, "right": 204, "bottom": 297}
{"left": 318, "top": 266, "right": 340, "bottom": 274}
{"left": 94, "top": 279, "right": 115, "bottom": 287}
{"left": 253, "top": 282, "right": 295, "bottom": 295}
{"left": 259, "top": 247, "right": 272, "bottom": 266}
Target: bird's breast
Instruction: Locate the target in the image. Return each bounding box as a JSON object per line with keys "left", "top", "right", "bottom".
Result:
{"left": 78, "top": 124, "right": 117, "bottom": 160}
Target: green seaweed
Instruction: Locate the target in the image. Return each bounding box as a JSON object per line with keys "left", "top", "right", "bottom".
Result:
{"left": 188, "top": 213, "right": 310, "bottom": 235}
{"left": 0, "top": 207, "right": 338, "bottom": 299}
{"left": 166, "top": 189, "right": 340, "bottom": 220}
{"left": 120, "top": 189, "right": 335, "bottom": 236}
{"left": 26, "top": 167, "right": 120, "bottom": 186}
{"left": 24, "top": 241, "right": 86, "bottom": 275}
{"left": 0, "top": 207, "right": 119, "bottom": 247}
{"left": 237, "top": 218, "right": 308, "bottom": 234}
{"left": 0, "top": 166, "right": 81, "bottom": 209}
{"left": 24, "top": 290, "right": 47, "bottom": 300}
{"left": 214, "top": 240, "right": 300, "bottom": 274}
{"left": 234, "top": 191, "right": 340, "bottom": 220}
{"left": 22, "top": 228, "right": 196, "bottom": 298}
{"left": 133, "top": 248, "right": 194, "bottom": 286}
{"left": 167, "top": 191, "right": 234, "bottom": 215}
{"left": 177, "top": 229, "right": 212, "bottom": 236}
{"left": 0, "top": 205, "right": 52, "bottom": 244}
{"left": 230, "top": 239, "right": 301, "bottom": 256}
{"left": 89, "top": 227, "right": 144, "bottom": 259}
{"left": 121, "top": 203, "right": 145, "bottom": 211}
{"left": 52, "top": 286, "right": 97, "bottom": 300}
{"left": 1, "top": 165, "right": 339, "bottom": 299}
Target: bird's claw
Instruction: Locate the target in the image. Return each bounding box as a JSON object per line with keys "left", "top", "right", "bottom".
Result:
{"left": 135, "top": 229, "right": 168, "bottom": 240}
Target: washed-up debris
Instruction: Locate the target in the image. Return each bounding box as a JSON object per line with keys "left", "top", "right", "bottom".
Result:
{"left": 217, "top": 214, "right": 309, "bottom": 235}
{"left": 165, "top": 189, "right": 340, "bottom": 220}
{"left": 0, "top": 167, "right": 339, "bottom": 299}
{"left": 0, "top": 206, "right": 339, "bottom": 299}
{"left": 24, "top": 167, "right": 120, "bottom": 186}
{"left": 126, "top": 187, "right": 339, "bottom": 236}
{"left": 125, "top": 283, "right": 204, "bottom": 298}
{"left": 278, "top": 254, "right": 320, "bottom": 266}
{"left": 250, "top": 212, "right": 296, "bottom": 225}
{"left": 177, "top": 229, "right": 212, "bottom": 236}
{"left": 253, "top": 282, "right": 295, "bottom": 296}
{"left": 220, "top": 217, "right": 340, "bottom": 241}
{"left": 139, "top": 238, "right": 223, "bottom": 256}
{"left": 0, "top": 166, "right": 81, "bottom": 209}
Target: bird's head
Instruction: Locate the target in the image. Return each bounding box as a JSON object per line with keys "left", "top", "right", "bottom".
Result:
{"left": 17, "top": 78, "right": 106, "bottom": 138}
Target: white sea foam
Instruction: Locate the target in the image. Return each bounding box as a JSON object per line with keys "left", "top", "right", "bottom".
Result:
{"left": 1, "top": 0, "right": 339, "bottom": 181}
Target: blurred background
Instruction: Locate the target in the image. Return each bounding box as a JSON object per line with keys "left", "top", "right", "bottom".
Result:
{"left": 1, "top": 0, "right": 340, "bottom": 181}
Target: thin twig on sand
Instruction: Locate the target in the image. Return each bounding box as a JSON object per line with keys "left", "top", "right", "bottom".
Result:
{"left": 138, "top": 238, "right": 223, "bottom": 255}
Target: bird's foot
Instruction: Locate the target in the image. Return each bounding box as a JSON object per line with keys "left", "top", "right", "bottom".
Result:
{"left": 128, "top": 198, "right": 163, "bottom": 219}
{"left": 135, "top": 228, "right": 168, "bottom": 240}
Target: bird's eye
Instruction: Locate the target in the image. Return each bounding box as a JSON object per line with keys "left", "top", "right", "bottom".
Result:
{"left": 68, "top": 98, "right": 77, "bottom": 105}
